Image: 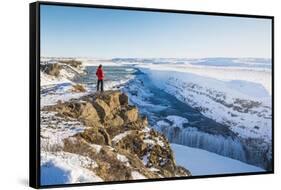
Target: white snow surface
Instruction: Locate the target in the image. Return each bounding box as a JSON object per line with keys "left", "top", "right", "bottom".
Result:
{"left": 41, "top": 151, "right": 103, "bottom": 185}
{"left": 166, "top": 115, "right": 189, "bottom": 128}
{"left": 171, "top": 143, "right": 264, "bottom": 176}
{"left": 116, "top": 154, "right": 131, "bottom": 167}
{"left": 117, "top": 154, "right": 129, "bottom": 163}
{"left": 40, "top": 111, "right": 86, "bottom": 152}
{"left": 41, "top": 71, "right": 72, "bottom": 86}
{"left": 40, "top": 62, "right": 85, "bottom": 86}
{"left": 131, "top": 171, "right": 147, "bottom": 180}
{"left": 41, "top": 85, "right": 88, "bottom": 107}
{"left": 40, "top": 72, "right": 88, "bottom": 107}
{"left": 112, "top": 131, "right": 132, "bottom": 143}
{"left": 40, "top": 60, "right": 89, "bottom": 107}
{"left": 137, "top": 62, "right": 271, "bottom": 94}
{"left": 103, "top": 76, "right": 135, "bottom": 91}
{"left": 89, "top": 144, "right": 102, "bottom": 154}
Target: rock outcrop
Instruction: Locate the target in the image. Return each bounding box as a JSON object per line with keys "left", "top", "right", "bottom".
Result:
{"left": 43, "top": 90, "right": 191, "bottom": 181}
{"left": 41, "top": 63, "right": 61, "bottom": 77}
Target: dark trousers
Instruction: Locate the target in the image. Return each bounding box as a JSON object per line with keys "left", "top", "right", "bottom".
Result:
{"left": 97, "top": 80, "right": 104, "bottom": 91}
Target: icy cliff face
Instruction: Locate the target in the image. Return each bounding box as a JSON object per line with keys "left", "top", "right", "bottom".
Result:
{"left": 153, "top": 121, "right": 247, "bottom": 162}
{"left": 153, "top": 119, "right": 271, "bottom": 169}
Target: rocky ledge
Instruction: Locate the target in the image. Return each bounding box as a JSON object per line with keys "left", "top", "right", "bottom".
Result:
{"left": 42, "top": 90, "right": 191, "bottom": 182}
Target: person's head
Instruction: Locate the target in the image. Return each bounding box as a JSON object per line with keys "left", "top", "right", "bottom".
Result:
{"left": 98, "top": 64, "right": 102, "bottom": 69}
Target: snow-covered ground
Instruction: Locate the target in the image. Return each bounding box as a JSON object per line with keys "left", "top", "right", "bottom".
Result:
{"left": 40, "top": 111, "right": 87, "bottom": 152}
{"left": 40, "top": 60, "right": 89, "bottom": 107}
{"left": 40, "top": 84, "right": 88, "bottom": 107}
{"left": 41, "top": 151, "right": 103, "bottom": 185}
{"left": 40, "top": 110, "right": 103, "bottom": 185}
{"left": 137, "top": 62, "right": 271, "bottom": 94}
{"left": 171, "top": 143, "right": 264, "bottom": 176}
{"left": 41, "top": 71, "right": 72, "bottom": 86}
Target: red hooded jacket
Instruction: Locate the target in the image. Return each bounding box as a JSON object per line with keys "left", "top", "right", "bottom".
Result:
{"left": 96, "top": 67, "right": 104, "bottom": 80}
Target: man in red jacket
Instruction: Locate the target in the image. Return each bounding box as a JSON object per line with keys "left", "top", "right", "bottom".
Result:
{"left": 96, "top": 64, "right": 104, "bottom": 92}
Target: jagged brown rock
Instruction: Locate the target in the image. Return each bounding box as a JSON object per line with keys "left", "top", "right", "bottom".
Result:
{"left": 107, "top": 115, "right": 124, "bottom": 128}
{"left": 119, "top": 93, "right": 129, "bottom": 106}
{"left": 79, "top": 102, "right": 100, "bottom": 127}
{"left": 93, "top": 99, "right": 113, "bottom": 122}
{"left": 71, "top": 83, "right": 86, "bottom": 93}
{"left": 41, "top": 63, "right": 61, "bottom": 76}
{"left": 43, "top": 90, "right": 191, "bottom": 181}
{"left": 121, "top": 106, "right": 139, "bottom": 123}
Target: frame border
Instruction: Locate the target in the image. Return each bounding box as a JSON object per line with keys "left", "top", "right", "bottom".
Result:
{"left": 30, "top": 2, "right": 41, "bottom": 188}
{"left": 29, "top": 1, "right": 274, "bottom": 189}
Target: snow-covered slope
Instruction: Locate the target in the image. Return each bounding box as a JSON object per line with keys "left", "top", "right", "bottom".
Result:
{"left": 171, "top": 143, "right": 264, "bottom": 176}
{"left": 41, "top": 59, "right": 85, "bottom": 86}
{"left": 40, "top": 71, "right": 72, "bottom": 86}
{"left": 40, "top": 60, "right": 89, "bottom": 107}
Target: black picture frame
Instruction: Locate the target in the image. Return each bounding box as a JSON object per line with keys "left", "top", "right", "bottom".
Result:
{"left": 29, "top": 1, "right": 274, "bottom": 189}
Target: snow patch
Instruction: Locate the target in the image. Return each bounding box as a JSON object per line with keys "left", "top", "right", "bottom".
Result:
{"left": 40, "top": 111, "right": 86, "bottom": 152}
{"left": 89, "top": 144, "right": 102, "bottom": 154}
{"left": 117, "top": 154, "right": 129, "bottom": 163}
{"left": 41, "top": 151, "right": 103, "bottom": 185}
{"left": 166, "top": 115, "right": 189, "bottom": 128}
{"left": 171, "top": 143, "right": 264, "bottom": 176}
{"left": 112, "top": 131, "right": 132, "bottom": 143}
{"left": 131, "top": 171, "right": 147, "bottom": 180}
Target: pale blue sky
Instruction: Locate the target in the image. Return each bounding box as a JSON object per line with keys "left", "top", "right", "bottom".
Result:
{"left": 40, "top": 5, "right": 272, "bottom": 58}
